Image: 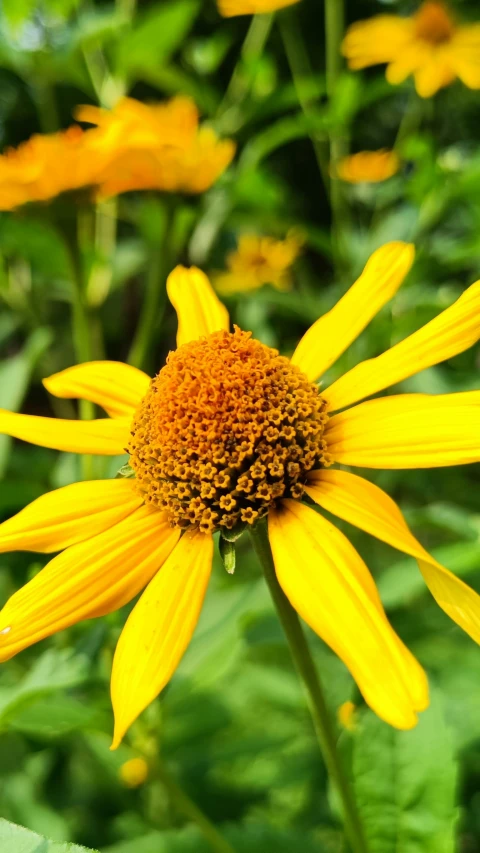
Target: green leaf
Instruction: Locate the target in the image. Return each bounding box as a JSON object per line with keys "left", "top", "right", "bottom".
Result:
{"left": 0, "top": 328, "right": 52, "bottom": 477}
{"left": 343, "top": 692, "right": 457, "bottom": 852}
{"left": 115, "top": 0, "right": 200, "bottom": 82}
{"left": 0, "top": 818, "right": 98, "bottom": 852}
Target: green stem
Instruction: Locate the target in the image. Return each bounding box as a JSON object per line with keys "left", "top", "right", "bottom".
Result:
{"left": 278, "top": 9, "right": 329, "bottom": 191}
{"left": 217, "top": 13, "right": 274, "bottom": 125}
{"left": 324, "top": 0, "right": 349, "bottom": 264}
{"left": 250, "top": 521, "right": 368, "bottom": 853}
{"left": 128, "top": 207, "right": 174, "bottom": 371}
{"left": 154, "top": 757, "right": 236, "bottom": 853}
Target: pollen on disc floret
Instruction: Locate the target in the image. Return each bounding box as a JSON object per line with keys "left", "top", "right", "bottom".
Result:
{"left": 128, "top": 327, "right": 331, "bottom": 533}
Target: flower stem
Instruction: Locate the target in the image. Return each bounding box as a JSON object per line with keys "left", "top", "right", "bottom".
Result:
{"left": 128, "top": 204, "right": 174, "bottom": 371}
{"left": 324, "top": 0, "right": 349, "bottom": 265}
{"left": 250, "top": 520, "right": 368, "bottom": 853}
{"left": 154, "top": 756, "right": 236, "bottom": 853}
{"left": 217, "top": 13, "right": 274, "bottom": 126}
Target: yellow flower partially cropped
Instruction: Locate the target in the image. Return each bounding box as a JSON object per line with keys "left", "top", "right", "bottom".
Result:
{"left": 119, "top": 757, "right": 149, "bottom": 788}
{"left": 214, "top": 232, "right": 303, "bottom": 295}
{"left": 342, "top": 1, "right": 480, "bottom": 98}
{"left": 218, "top": 0, "right": 300, "bottom": 17}
{"left": 336, "top": 150, "right": 400, "bottom": 184}
{"left": 77, "top": 96, "right": 235, "bottom": 197}
{"left": 0, "top": 127, "right": 96, "bottom": 211}
{"left": 1, "top": 243, "right": 480, "bottom": 746}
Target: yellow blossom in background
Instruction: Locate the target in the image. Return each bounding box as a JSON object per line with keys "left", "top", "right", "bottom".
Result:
{"left": 0, "top": 244, "right": 480, "bottom": 745}
{"left": 0, "top": 126, "right": 96, "bottom": 211}
{"left": 218, "top": 0, "right": 300, "bottom": 17}
{"left": 336, "top": 150, "right": 400, "bottom": 184}
{"left": 342, "top": 1, "right": 480, "bottom": 98}
{"left": 78, "top": 96, "right": 236, "bottom": 197}
{"left": 338, "top": 701, "right": 357, "bottom": 732}
{"left": 214, "top": 232, "right": 303, "bottom": 295}
{"left": 119, "top": 757, "right": 149, "bottom": 788}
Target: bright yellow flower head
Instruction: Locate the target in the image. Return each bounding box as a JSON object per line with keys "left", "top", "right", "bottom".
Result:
{"left": 1, "top": 243, "right": 480, "bottom": 746}
{"left": 77, "top": 96, "right": 236, "bottom": 197}
{"left": 0, "top": 126, "right": 96, "bottom": 211}
{"left": 336, "top": 150, "right": 400, "bottom": 184}
{"left": 342, "top": 1, "right": 480, "bottom": 98}
{"left": 217, "top": 0, "right": 300, "bottom": 17}
{"left": 214, "top": 232, "right": 303, "bottom": 295}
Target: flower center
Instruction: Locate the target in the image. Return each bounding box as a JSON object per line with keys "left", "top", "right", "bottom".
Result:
{"left": 414, "top": 2, "right": 455, "bottom": 45}
{"left": 128, "top": 328, "right": 330, "bottom": 533}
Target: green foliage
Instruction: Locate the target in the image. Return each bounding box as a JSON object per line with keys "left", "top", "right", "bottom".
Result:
{"left": 0, "top": 818, "right": 98, "bottom": 852}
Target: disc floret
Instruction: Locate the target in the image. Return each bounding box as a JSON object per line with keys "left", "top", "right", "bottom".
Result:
{"left": 128, "top": 328, "right": 330, "bottom": 533}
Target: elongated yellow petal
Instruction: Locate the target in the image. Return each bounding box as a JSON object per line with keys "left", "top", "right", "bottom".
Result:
{"left": 43, "top": 361, "right": 150, "bottom": 418}
{"left": 306, "top": 469, "right": 480, "bottom": 646}
{"left": 324, "top": 280, "right": 480, "bottom": 411}
{"left": 290, "top": 242, "right": 415, "bottom": 382}
{"left": 269, "top": 500, "right": 428, "bottom": 728}
{"left": 0, "top": 410, "right": 131, "bottom": 455}
{"left": 0, "top": 479, "right": 142, "bottom": 554}
{"left": 0, "top": 505, "right": 180, "bottom": 662}
{"left": 326, "top": 392, "right": 480, "bottom": 468}
{"left": 218, "top": 0, "right": 299, "bottom": 16}
{"left": 166, "top": 265, "right": 229, "bottom": 348}
{"left": 111, "top": 528, "right": 213, "bottom": 748}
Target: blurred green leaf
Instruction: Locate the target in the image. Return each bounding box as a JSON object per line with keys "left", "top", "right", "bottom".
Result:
{"left": 0, "top": 327, "right": 52, "bottom": 477}
{"left": 115, "top": 0, "right": 200, "bottom": 82}
{"left": 0, "top": 818, "right": 96, "bottom": 851}
{"left": 343, "top": 694, "right": 457, "bottom": 852}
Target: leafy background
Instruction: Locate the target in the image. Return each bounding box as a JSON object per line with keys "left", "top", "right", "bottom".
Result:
{"left": 0, "top": 0, "right": 480, "bottom": 851}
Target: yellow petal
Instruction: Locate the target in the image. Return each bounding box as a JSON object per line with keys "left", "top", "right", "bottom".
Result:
{"left": 269, "top": 500, "right": 428, "bottom": 728}
{"left": 217, "top": 0, "right": 299, "bottom": 15}
{"left": 111, "top": 528, "right": 213, "bottom": 748}
{"left": 414, "top": 57, "right": 455, "bottom": 98}
{"left": 342, "top": 16, "right": 414, "bottom": 69}
{"left": 0, "top": 410, "right": 131, "bottom": 455}
{"left": 0, "top": 479, "right": 143, "bottom": 554}
{"left": 166, "top": 265, "right": 229, "bottom": 348}
{"left": 43, "top": 361, "right": 151, "bottom": 418}
{"left": 306, "top": 468, "right": 480, "bottom": 646}
{"left": 324, "top": 280, "right": 480, "bottom": 411}
{"left": 290, "top": 243, "right": 415, "bottom": 382}
{"left": 326, "top": 392, "right": 480, "bottom": 468}
{"left": 0, "top": 505, "right": 180, "bottom": 661}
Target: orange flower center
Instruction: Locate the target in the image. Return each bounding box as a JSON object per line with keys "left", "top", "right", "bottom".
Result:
{"left": 414, "top": 2, "right": 455, "bottom": 45}
{"left": 128, "top": 328, "right": 330, "bottom": 533}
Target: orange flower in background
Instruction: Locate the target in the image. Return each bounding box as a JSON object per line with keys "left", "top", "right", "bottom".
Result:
{"left": 336, "top": 150, "right": 400, "bottom": 184}
{"left": 0, "top": 126, "right": 95, "bottom": 211}
{"left": 214, "top": 232, "right": 303, "bottom": 295}
{"left": 342, "top": 1, "right": 480, "bottom": 98}
{"left": 1, "top": 245, "right": 480, "bottom": 746}
{"left": 218, "top": 0, "right": 300, "bottom": 17}
{"left": 78, "top": 96, "right": 236, "bottom": 197}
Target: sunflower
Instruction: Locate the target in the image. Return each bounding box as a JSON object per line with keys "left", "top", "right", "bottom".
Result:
{"left": 77, "top": 96, "right": 235, "bottom": 197}
{"left": 0, "top": 242, "right": 480, "bottom": 747}
{"left": 214, "top": 232, "right": 303, "bottom": 295}
{"left": 342, "top": 1, "right": 480, "bottom": 98}
{"left": 217, "top": 0, "right": 300, "bottom": 17}
{"left": 336, "top": 150, "right": 400, "bottom": 184}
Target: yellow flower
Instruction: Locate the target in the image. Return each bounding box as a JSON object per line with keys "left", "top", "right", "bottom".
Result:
{"left": 77, "top": 96, "right": 236, "bottom": 197}
{"left": 336, "top": 150, "right": 400, "bottom": 184}
{"left": 1, "top": 244, "right": 480, "bottom": 746}
{"left": 338, "top": 701, "right": 357, "bottom": 732}
{"left": 0, "top": 126, "right": 95, "bottom": 211}
{"left": 217, "top": 0, "right": 300, "bottom": 17}
{"left": 214, "top": 232, "right": 303, "bottom": 295}
{"left": 342, "top": 1, "right": 480, "bottom": 98}
{"left": 119, "top": 757, "right": 149, "bottom": 787}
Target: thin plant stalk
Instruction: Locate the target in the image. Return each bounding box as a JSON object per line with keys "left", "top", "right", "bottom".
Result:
{"left": 153, "top": 756, "right": 236, "bottom": 853}
{"left": 128, "top": 206, "right": 174, "bottom": 371}
{"left": 250, "top": 520, "right": 368, "bottom": 853}
{"left": 278, "top": 9, "right": 329, "bottom": 191}
{"left": 324, "top": 0, "right": 349, "bottom": 263}
{"left": 217, "top": 13, "right": 274, "bottom": 126}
